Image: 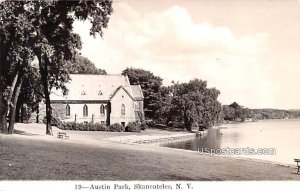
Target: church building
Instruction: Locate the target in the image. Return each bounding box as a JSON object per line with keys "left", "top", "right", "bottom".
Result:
{"left": 43, "top": 74, "right": 144, "bottom": 127}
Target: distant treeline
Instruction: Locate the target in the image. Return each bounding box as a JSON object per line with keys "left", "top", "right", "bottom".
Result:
{"left": 249, "top": 109, "right": 300, "bottom": 120}
{"left": 222, "top": 102, "right": 300, "bottom": 122}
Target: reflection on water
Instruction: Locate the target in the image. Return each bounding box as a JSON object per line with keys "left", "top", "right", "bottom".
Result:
{"left": 160, "top": 129, "right": 222, "bottom": 150}
{"left": 161, "top": 119, "right": 300, "bottom": 165}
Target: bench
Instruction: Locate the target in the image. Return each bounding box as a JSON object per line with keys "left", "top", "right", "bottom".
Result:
{"left": 294, "top": 159, "right": 300, "bottom": 174}
{"left": 57, "top": 132, "right": 69, "bottom": 139}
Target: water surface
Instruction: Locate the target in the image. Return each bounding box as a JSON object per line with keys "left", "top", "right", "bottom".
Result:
{"left": 161, "top": 119, "right": 300, "bottom": 165}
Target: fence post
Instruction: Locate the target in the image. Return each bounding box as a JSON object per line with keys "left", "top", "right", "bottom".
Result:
{"left": 75, "top": 113, "right": 77, "bottom": 123}
{"left": 92, "top": 114, "right": 94, "bottom": 124}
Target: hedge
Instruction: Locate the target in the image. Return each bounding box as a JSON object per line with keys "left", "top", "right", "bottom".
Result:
{"left": 59, "top": 122, "right": 108, "bottom": 131}
{"left": 43, "top": 117, "right": 108, "bottom": 131}
{"left": 43, "top": 117, "right": 147, "bottom": 132}
{"left": 126, "top": 122, "right": 141, "bottom": 132}
{"left": 108, "top": 123, "right": 124, "bottom": 132}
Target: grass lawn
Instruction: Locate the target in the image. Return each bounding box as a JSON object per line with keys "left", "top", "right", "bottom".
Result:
{"left": 1, "top": 135, "right": 300, "bottom": 180}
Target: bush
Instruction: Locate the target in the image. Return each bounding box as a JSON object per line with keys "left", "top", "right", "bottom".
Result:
{"left": 58, "top": 122, "right": 108, "bottom": 131}
{"left": 59, "top": 122, "right": 77, "bottom": 130}
{"left": 82, "top": 123, "right": 89, "bottom": 131}
{"left": 154, "top": 123, "right": 167, "bottom": 129}
{"left": 90, "top": 123, "right": 108, "bottom": 131}
{"left": 89, "top": 123, "right": 97, "bottom": 131}
{"left": 97, "top": 123, "right": 108, "bottom": 131}
{"left": 126, "top": 122, "right": 141, "bottom": 132}
{"left": 146, "top": 120, "right": 155, "bottom": 127}
{"left": 43, "top": 116, "right": 62, "bottom": 128}
{"left": 167, "top": 121, "right": 184, "bottom": 129}
{"left": 108, "top": 123, "right": 124, "bottom": 132}
{"left": 62, "top": 122, "right": 76, "bottom": 130}
{"left": 140, "top": 121, "right": 147, "bottom": 130}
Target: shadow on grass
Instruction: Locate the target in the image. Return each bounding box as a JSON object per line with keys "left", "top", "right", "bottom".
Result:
{"left": 148, "top": 126, "right": 192, "bottom": 132}
{"left": 291, "top": 172, "right": 300, "bottom": 175}
{"left": 13, "top": 129, "right": 39, "bottom": 136}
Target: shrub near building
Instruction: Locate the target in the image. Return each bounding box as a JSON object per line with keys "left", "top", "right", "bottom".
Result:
{"left": 126, "top": 122, "right": 141, "bottom": 132}
{"left": 44, "top": 117, "right": 109, "bottom": 131}
{"left": 108, "top": 123, "right": 124, "bottom": 132}
{"left": 59, "top": 122, "right": 108, "bottom": 131}
{"left": 44, "top": 117, "right": 148, "bottom": 132}
{"left": 89, "top": 123, "right": 108, "bottom": 131}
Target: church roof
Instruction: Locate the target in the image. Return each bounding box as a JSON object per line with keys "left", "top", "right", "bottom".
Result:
{"left": 110, "top": 86, "right": 135, "bottom": 100}
{"left": 130, "top": 85, "right": 144, "bottom": 100}
{"left": 50, "top": 74, "right": 142, "bottom": 101}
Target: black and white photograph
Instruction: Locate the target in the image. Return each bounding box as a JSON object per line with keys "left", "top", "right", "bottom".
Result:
{"left": 1, "top": 0, "right": 300, "bottom": 190}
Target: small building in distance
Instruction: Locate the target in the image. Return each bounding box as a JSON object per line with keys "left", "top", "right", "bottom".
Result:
{"left": 38, "top": 74, "right": 144, "bottom": 127}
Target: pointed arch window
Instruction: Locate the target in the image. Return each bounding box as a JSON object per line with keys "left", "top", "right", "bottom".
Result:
{"left": 121, "top": 104, "right": 125, "bottom": 116}
{"left": 66, "top": 104, "right": 70, "bottom": 116}
{"left": 100, "top": 104, "right": 105, "bottom": 115}
{"left": 83, "top": 104, "right": 88, "bottom": 116}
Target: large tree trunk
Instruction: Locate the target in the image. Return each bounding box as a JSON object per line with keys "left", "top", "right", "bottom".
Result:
{"left": 44, "top": 91, "right": 52, "bottom": 135}
{"left": 7, "top": 72, "right": 19, "bottom": 110}
{"left": 38, "top": 54, "right": 52, "bottom": 135}
{"left": 0, "top": 73, "right": 20, "bottom": 134}
{"left": 0, "top": 95, "right": 8, "bottom": 134}
{"left": 0, "top": 26, "right": 16, "bottom": 133}
{"left": 20, "top": 104, "right": 24, "bottom": 123}
{"left": 15, "top": 99, "right": 22, "bottom": 122}
{"left": 8, "top": 76, "right": 23, "bottom": 134}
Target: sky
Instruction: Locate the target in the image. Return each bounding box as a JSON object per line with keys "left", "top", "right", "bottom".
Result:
{"left": 73, "top": 0, "right": 300, "bottom": 110}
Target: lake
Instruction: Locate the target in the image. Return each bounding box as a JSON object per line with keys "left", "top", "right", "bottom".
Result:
{"left": 160, "top": 119, "right": 300, "bottom": 165}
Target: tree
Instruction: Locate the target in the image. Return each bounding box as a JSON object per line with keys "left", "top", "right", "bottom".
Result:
{"left": 159, "top": 79, "right": 222, "bottom": 131}
{"left": 0, "top": 1, "right": 35, "bottom": 134}
{"left": 68, "top": 55, "right": 107, "bottom": 75}
{"left": 0, "top": 0, "right": 113, "bottom": 134}
{"left": 222, "top": 102, "right": 247, "bottom": 122}
{"left": 229, "top": 102, "right": 246, "bottom": 121}
{"left": 15, "top": 67, "right": 43, "bottom": 123}
{"left": 122, "top": 68, "right": 163, "bottom": 120}
{"left": 33, "top": 0, "right": 112, "bottom": 135}
{"left": 155, "top": 86, "right": 173, "bottom": 124}
{"left": 222, "top": 105, "right": 235, "bottom": 121}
